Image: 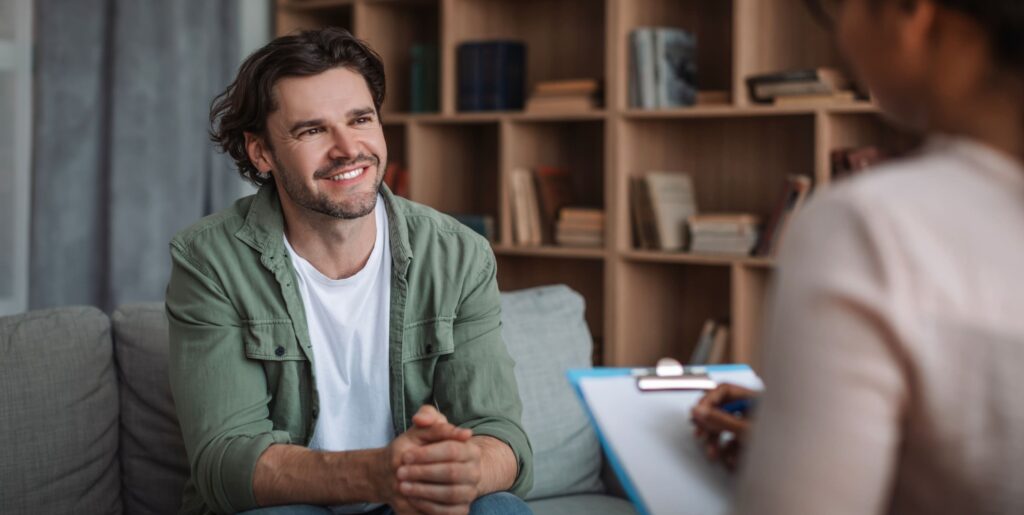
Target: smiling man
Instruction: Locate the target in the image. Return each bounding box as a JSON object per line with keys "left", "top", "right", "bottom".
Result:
{"left": 165, "top": 28, "right": 532, "bottom": 515}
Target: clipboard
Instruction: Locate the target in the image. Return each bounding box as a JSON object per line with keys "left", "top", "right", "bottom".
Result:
{"left": 567, "top": 364, "right": 763, "bottom": 515}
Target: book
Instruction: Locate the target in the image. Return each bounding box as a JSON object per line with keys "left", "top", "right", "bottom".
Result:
{"left": 687, "top": 213, "right": 761, "bottom": 236}
{"left": 630, "top": 28, "right": 657, "bottom": 109}
{"left": 689, "top": 232, "right": 760, "bottom": 256}
{"left": 534, "top": 166, "right": 575, "bottom": 243}
{"left": 509, "top": 167, "right": 543, "bottom": 246}
{"left": 631, "top": 27, "right": 698, "bottom": 109}
{"left": 688, "top": 213, "right": 760, "bottom": 256}
{"left": 773, "top": 91, "right": 856, "bottom": 107}
{"left": 688, "top": 319, "right": 718, "bottom": 365}
{"left": 410, "top": 43, "right": 439, "bottom": 113}
{"left": 644, "top": 172, "right": 698, "bottom": 251}
{"left": 533, "top": 78, "right": 601, "bottom": 96}
{"left": 707, "top": 323, "right": 730, "bottom": 364}
{"left": 383, "top": 161, "right": 410, "bottom": 198}
{"left": 457, "top": 41, "right": 526, "bottom": 111}
{"left": 560, "top": 207, "right": 605, "bottom": 225}
{"left": 753, "top": 175, "right": 813, "bottom": 256}
{"left": 450, "top": 214, "right": 495, "bottom": 242}
{"left": 555, "top": 229, "right": 604, "bottom": 248}
{"left": 525, "top": 95, "right": 598, "bottom": 112}
{"left": 746, "top": 67, "right": 851, "bottom": 104}
{"left": 654, "top": 27, "right": 698, "bottom": 108}
{"left": 630, "top": 176, "right": 659, "bottom": 249}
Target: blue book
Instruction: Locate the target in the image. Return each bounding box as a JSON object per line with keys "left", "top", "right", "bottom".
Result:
{"left": 457, "top": 41, "right": 526, "bottom": 111}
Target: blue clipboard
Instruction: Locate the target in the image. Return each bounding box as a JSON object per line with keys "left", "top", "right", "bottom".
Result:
{"left": 567, "top": 365, "right": 759, "bottom": 515}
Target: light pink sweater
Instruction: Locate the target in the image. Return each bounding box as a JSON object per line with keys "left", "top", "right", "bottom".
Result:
{"left": 736, "top": 136, "right": 1024, "bottom": 514}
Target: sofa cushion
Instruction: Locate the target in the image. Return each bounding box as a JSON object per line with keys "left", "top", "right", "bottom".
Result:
{"left": 0, "top": 306, "right": 121, "bottom": 514}
{"left": 500, "top": 285, "right": 605, "bottom": 500}
{"left": 112, "top": 303, "right": 189, "bottom": 515}
{"left": 528, "top": 494, "right": 636, "bottom": 515}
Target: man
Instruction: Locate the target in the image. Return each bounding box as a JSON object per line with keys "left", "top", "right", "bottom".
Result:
{"left": 166, "top": 28, "right": 532, "bottom": 515}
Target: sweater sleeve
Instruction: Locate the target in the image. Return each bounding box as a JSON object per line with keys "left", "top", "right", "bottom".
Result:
{"left": 734, "top": 191, "right": 909, "bottom": 515}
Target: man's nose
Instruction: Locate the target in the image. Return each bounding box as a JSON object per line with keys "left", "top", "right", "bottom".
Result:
{"left": 328, "top": 128, "right": 360, "bottom": 159}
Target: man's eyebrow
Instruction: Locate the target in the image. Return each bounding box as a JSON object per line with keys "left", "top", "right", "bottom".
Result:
{"left": 348, "top": 107, "right": 376, "bottom": 119}
{"left": 288, "top": 118, "right": 325, "bottom": 135}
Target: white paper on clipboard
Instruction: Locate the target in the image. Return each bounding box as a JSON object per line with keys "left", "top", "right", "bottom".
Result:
{"left": 575, "top": 366, "right": 763, "bottom": 515}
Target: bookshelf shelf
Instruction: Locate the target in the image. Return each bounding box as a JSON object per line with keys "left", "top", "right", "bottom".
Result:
{"left": 493, "top": 244, "right": 606, "bottom": 261}
{"left": 281, "top": 0, "right": 356, "bottom": 11}
{"left": 276, "top": 0, "right": 910, "bottom": 369}
{"left": 621, "top": 250, "right": 774, "bottom": 268}
{"left": 622, "top": 105, "right": 815, "bottom": 119}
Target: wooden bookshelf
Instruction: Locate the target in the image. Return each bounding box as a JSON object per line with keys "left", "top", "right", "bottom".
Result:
{"left": 274, "top": 0, "right": 913, "bottom": 369}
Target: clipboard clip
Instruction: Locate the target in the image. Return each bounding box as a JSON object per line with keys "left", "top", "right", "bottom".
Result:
{"left": 635, "top": 357, "right": 718, "bottom": 392}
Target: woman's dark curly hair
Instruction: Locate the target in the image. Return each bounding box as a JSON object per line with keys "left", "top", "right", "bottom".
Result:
{"left": 805, "top": 0, "right": 1024, "bottom": 76}
{"left": 209, "top": 27, "right": 386, "bottom": 187}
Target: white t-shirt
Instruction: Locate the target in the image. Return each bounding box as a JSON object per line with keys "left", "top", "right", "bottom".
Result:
{"left": 283, "top": 195, "right": 394, "bottom": 454}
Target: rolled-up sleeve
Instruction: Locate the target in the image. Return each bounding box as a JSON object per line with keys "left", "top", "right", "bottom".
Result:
{"left": 433, "top": 242, "right": 534, "bottom": 498}
{"left": 166, "top": 241, "right": 292, "bottom": 514}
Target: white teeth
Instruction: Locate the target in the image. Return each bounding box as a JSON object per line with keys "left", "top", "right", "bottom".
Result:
{"left": 329, "top": 167, "right": 365, "bottom": 181}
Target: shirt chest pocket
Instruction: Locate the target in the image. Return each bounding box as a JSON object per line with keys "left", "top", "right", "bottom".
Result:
{"left": 244, "top": 321, "right": 305, "bottom": 361}
{"left": 402, "top": 317, "right": 455, "bottom": 362}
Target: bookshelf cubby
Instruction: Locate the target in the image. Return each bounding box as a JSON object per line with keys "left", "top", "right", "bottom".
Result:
{"left": 275, "top": 0, "right": 914, "bottom": 369}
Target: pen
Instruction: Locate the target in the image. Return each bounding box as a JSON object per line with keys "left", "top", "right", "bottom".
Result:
{"left": 718, "top": 398, "right": 756, "bottom": 416}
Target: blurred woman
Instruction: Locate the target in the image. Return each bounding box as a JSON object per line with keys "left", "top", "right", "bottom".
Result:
{"left": 692, "top": 0, "right": 1024, "bottom": 513}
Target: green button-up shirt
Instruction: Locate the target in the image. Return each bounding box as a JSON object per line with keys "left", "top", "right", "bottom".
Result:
{"left": 166, "top": 185, "right": 532, "bottom": 515}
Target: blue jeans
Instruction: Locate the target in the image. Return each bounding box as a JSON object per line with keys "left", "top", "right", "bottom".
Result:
{"left": 238, "top": 492, "right": 533, "bottom": 515}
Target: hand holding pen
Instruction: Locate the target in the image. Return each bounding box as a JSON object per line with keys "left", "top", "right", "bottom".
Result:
{"left": 690, "top": 383, "right": 760, "bottom": 472}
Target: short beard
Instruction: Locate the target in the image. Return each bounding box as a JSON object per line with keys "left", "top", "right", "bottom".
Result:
{"left": 272, "top": 153, "right": 384, "bottom": 220}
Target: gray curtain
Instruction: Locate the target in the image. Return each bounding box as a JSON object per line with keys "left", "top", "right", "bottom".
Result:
{"left": 31, "top": 0, "right": 243, "bottom": 311}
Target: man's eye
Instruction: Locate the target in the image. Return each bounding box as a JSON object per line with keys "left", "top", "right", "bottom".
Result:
{"left": 302, "top": 128, "right": 323, "bottom": 136}
{"left": 355, "top": 117, "right": 372, "bottom": 125}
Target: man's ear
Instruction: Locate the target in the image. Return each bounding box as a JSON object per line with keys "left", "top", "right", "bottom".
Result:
{"left": 245, "top": 131, "right": 274, "bottom": 175}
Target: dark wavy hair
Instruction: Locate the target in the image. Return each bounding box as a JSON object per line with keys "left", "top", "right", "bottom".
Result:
{"left": 209, "top": 28, "right": 386, "bottom": 187}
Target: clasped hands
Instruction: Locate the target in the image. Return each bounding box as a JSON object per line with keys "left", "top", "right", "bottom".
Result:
{"left": 378, "top": 405, "right": 483, "bottom": 515}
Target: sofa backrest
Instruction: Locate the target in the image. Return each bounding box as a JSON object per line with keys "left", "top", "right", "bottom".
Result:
{"left": 1, "top": 285, "right": 607, "bottom": 513}
{"left": 0, "top": 306, "right": 122, "bottom": 514}
{"left": 500, "top": 285, "right": 605, "bottom": 500}
{"left": 112, "top": 303, "right": 188, "bottom": 515}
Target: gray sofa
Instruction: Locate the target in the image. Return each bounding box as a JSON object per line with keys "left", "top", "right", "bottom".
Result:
{"left": 0, "top": 285, "right": 635, "bottom": 515}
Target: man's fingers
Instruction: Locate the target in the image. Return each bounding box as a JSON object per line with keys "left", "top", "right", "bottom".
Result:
{"left": 402, "top": 482, "right": 476, "bottom": 509}
{"left": 406, "top": 496, "right": 471, "bottom": 515}
{"left": 402, "top": 440, "right": 479, "bottom": 465}
{"left": 407, "top": 423, "right": 472, "bottom": 446}
{"left": 412, "top": 405, "right": 447, "bottom": 428}
{"left": 398, "top": 462, "right": 481, "bottom": 485}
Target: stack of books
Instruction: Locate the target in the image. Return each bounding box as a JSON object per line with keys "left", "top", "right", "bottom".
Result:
{"left": 746, "top": 67, "right": 856, "bottom": 106}
{"left": 525, "top": 79, "right": 601, "bottom": 113}
{"left": 555, "top": 208, "right": 605, "bottom": 248}
{"left": 509, "top": 165, "right": 582, "bottom": 246}
{"left": 687, "top": 213, "right": 761, "bottom": 256}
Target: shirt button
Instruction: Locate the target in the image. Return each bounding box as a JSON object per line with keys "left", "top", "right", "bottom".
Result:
{"left": 274, "top": 346, "right": 285, "bottom": 357}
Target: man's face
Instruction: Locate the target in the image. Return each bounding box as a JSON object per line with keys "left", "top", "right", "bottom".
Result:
{"left": 254, "top": 67, "right": 387, "bottom": 220}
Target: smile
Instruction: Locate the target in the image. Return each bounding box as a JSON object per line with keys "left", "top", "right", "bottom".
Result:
{"left": 326, "top": 166, "right": 367, "bottom": 181}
